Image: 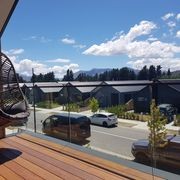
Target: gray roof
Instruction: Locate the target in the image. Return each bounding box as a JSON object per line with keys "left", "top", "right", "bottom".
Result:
{"left": 40, "top": 87, "right": 62, "bottom": 93}
{"left": 23, "top": 83, "right": 33, "bottom": 88}
{"left": 103, "top": 81, "right": 148, "bottom": 93}
{"left": 19, "top": 80, "right": 157, "bottom": 94}
{"left": 69, "top": 81, "right": 102, "bottom": 93}
{"left": 105, "top": 80, "right": 152, "bottom": 85}
{"left": 159, "top": 79, "right": 180, "bottom": 92}
{"left": 113, "top": 85, "right": 146, "bottom": 93}
{"left": 35, "top": 82, "right": 59, "bottom": 87}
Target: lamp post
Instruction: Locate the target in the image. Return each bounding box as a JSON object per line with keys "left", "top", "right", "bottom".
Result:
{"left": 32, "top": 68, "right": 37, "bottom": 133}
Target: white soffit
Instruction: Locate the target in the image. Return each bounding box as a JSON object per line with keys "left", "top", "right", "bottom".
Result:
{"left": 0, "top": 0, "right": 18, "bottom": 38}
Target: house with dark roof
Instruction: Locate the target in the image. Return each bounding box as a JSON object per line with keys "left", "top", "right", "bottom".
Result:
{"left": 28, "top": 82, "right": 63, "bottom": 104}
{"left": 134, "top": 79, "right": 180, "bottom": 113}
{"left": 133, "top": 85, "right": 152, "bottom": 113}
{"left": 91, "top": 81, "right": 149, "bottom": 108}
{"left": 58, "top": 81, "right": 101, "bottom": 104}
{"left": 19, "top": 83, "right": 33, "bottom": 103}
{"left": 157, "top": 79, "right": 180, "bottom": 112}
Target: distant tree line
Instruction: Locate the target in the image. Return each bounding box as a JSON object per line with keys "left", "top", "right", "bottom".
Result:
{"left": 19, "top": 65, "right": 176, "bottom": 83}
{"left": 62, "top": 65, "right": 174, "bottom": 81}
{"left": 31, "top": 72, "right": 57, "bottom": 82}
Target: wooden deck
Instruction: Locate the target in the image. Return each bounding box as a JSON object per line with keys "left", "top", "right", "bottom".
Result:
{"left": 0, "top": 133, "right": 163, "bottom": 180}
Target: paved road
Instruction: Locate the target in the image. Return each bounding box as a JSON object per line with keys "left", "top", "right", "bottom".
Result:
{"left": 26, "top": 109, "right": 149, "bottom": 159}
{"left": 89, "top": 125, "right": 148, "bottom": 159}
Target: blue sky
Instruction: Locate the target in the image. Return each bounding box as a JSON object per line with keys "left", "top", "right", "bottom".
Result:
{"left": 1, "top": 0, "right": 180, "bottom": 78}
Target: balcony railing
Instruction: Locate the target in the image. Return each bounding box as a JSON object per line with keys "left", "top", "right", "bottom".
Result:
{"left": 5, "top": 80, "right": 180, "bottom": 177}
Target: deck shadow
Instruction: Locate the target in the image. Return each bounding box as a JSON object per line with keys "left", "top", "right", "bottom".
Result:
{"left": 0, "top": 148, "right": 22, "bottom": 164}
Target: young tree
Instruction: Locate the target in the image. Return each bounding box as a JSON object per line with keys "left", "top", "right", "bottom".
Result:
{"left": 89, "top": 97, "right": 99, "bottom": 113}
{"left": 148, "top": 99, "right": 167, "bottom": 167}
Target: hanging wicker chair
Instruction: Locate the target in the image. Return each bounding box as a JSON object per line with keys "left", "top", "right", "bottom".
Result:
{"left": 0, "top": 52, "right": 30, "bottom": 127}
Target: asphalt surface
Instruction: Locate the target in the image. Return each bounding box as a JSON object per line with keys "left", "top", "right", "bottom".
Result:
{"left": 25, "top": 109, "right": 149, "bottom": 159}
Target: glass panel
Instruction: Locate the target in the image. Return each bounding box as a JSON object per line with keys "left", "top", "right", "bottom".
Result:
{"left": 8, "top": 81, "right": 179, "bottom": 176}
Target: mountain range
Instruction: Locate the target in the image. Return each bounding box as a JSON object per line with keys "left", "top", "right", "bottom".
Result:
{"left": 73, "top": 68, "right": 112, "bottom": 78}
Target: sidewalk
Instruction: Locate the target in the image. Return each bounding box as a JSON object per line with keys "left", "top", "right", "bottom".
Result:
{"left": 118, "top": 117, "right": 180, "bottom": 134}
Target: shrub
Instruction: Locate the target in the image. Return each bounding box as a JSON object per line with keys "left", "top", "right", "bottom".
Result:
{"left": 36, "top": 101, "right": 60, "bottom": 109}
{"left": 64, "top": 103, "right": 80, "bottom": 112}
{"left": 106, "top": 105, "right": 126, "bottom": 117}
{"left": 174, "top": 114, "right": 180, "bottom": 126}
{"left": 88, "top": 98, "right": 99, "bottom": 113}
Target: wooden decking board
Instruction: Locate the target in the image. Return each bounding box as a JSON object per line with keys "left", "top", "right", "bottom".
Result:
{"left": 0, "top": 165, "right": 24, "bottom": 180}
{"left": 1, "top": 139, "right": 101, "bottom": 180}
{"left": 16, "top": 134, "right": 138, "bottom": 180}
{"left": 5, "top": 136, "right": 123, "bottom": 180}
{"left": 0, "top": 153, "right": 42, "bottom": 180}
{"left": 0, "top": 133, "right": 164, "bottom": 180}
{"left": 17, "top": 133, "right": 163, "bottom": 180}
{"left": 0, "top": 176, "right": 6, "bottom": 180}
{"left": 0, "top": 142, "right": 62, "bottom": 180}
{"left": 0, "top": 141, "right": 80, "bottom": 180}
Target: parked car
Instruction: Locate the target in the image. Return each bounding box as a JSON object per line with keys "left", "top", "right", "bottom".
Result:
{"left": 158, "top": 104, "right": 177, "bottom": 123}
{"left": 89, "top": 112, "right": 118, "bottom": 127}
{"left": 131, "top": 134, "right": 180, "bottom": 168}
{"left": 41, "top": 113, "right": 91, "bottom": 142}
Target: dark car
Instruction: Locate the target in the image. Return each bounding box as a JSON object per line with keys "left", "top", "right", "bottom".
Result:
{"left": 41, "top": 113, "right": 91, "bottom": 142}
{"left": 158, "top": 104, "right": 177, "bottom": 123}
{"left": 131, "top": 135, "right": 180, "bottom": 168}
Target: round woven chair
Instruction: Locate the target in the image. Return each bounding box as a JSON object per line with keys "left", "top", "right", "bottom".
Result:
{"left": 0, "top": 52, "right": 30, "bottom": 127}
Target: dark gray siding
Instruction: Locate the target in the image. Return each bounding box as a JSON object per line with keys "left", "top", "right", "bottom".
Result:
{"left": 92, "top": 86, "right": 120, "bottom": 107}
{"left": 134, "top": 86, "right": 152, "bottom": 113}
{"left": 157, "top": 84, "right": 180, "bottom": 112}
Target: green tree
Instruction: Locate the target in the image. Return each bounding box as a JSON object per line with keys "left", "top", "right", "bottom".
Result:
{"left": 156, "top": 65, "right": 162, "bottom": 78}
{"left": 149, "top": 65, "right": 156, "bottom": 80}
{"left": 167, "top": 68, "right": 171, "bottom": 78}
{"left": 119, "top": 67, "right": 130, "bottom": 80}
{"left": 148, "top": 99, "right": 167, "bottom": 167}
{"left": 137, "top": 66, "right": 148, "bottom": 80}
{"left": 62, "top": 69, "right": 74, "bottom": 81}
{"left": 44, "top": 72, "right": 56, "bottom": 82}
{"left": 31, "top": 72, "right": 56, "bottom": 82}
{"left": 89, "top": 98, "right": 99, "bottom": 113}
{"left": 15, "top": 73, "right": 26, "bottom": 83}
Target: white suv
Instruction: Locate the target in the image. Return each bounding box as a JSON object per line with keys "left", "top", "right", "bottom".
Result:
{"left": 89, "top": 112, "right": 118, "bottom": 127}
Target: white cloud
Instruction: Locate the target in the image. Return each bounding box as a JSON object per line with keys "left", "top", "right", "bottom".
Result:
{"left": 176, "top": 31, "right": 180, "bottom": 38}
{"left": 46, "top": 58, "right": 70, "bottom": 63}
{"left": 73, "top": 44, "right": 86, "bottom": 49}
{"left": 61, "top": 36, "right": 86, "bottom": 49}
{"left": 167, "top": 21, "right": 176, "bottom": 28}
{"left": 39, "top": 36, "right": 52, "bottom": 43}
{"left": 23, "top": 36, "right": 37, "bottom": 40}
{"left": 147, "top": 37, "right": 158, "bottom": 42}
{"left": 23, "top": 36, "right": 52, "bottom": 43}
{"left": 176, "top": 13, "right": 180, "bottom": 21}
{"left": 83, "top": 19, "right": 180, "bottom": 71}
{"left": 162, "top": 13, "right": 174, "bottom": 21}
{"left": 61, "top": 38, "right": 76, "bottom": 44}
{"left": 127, "top": 41, "right": 180, "bottom": 59}
{"left": 126, "top": 21, "right": 157, "bottom": 41}
{"left": 83, "top": 20, "right": 157, "bottom": 56}
{"left": 3, "top": 48, "right": 24, "bottom": 55}
{"left": 5, "top": 53, "right": 79, "bottom": 79}
{"left": 127, "top": 57, "right": 180, "bottom": 71}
